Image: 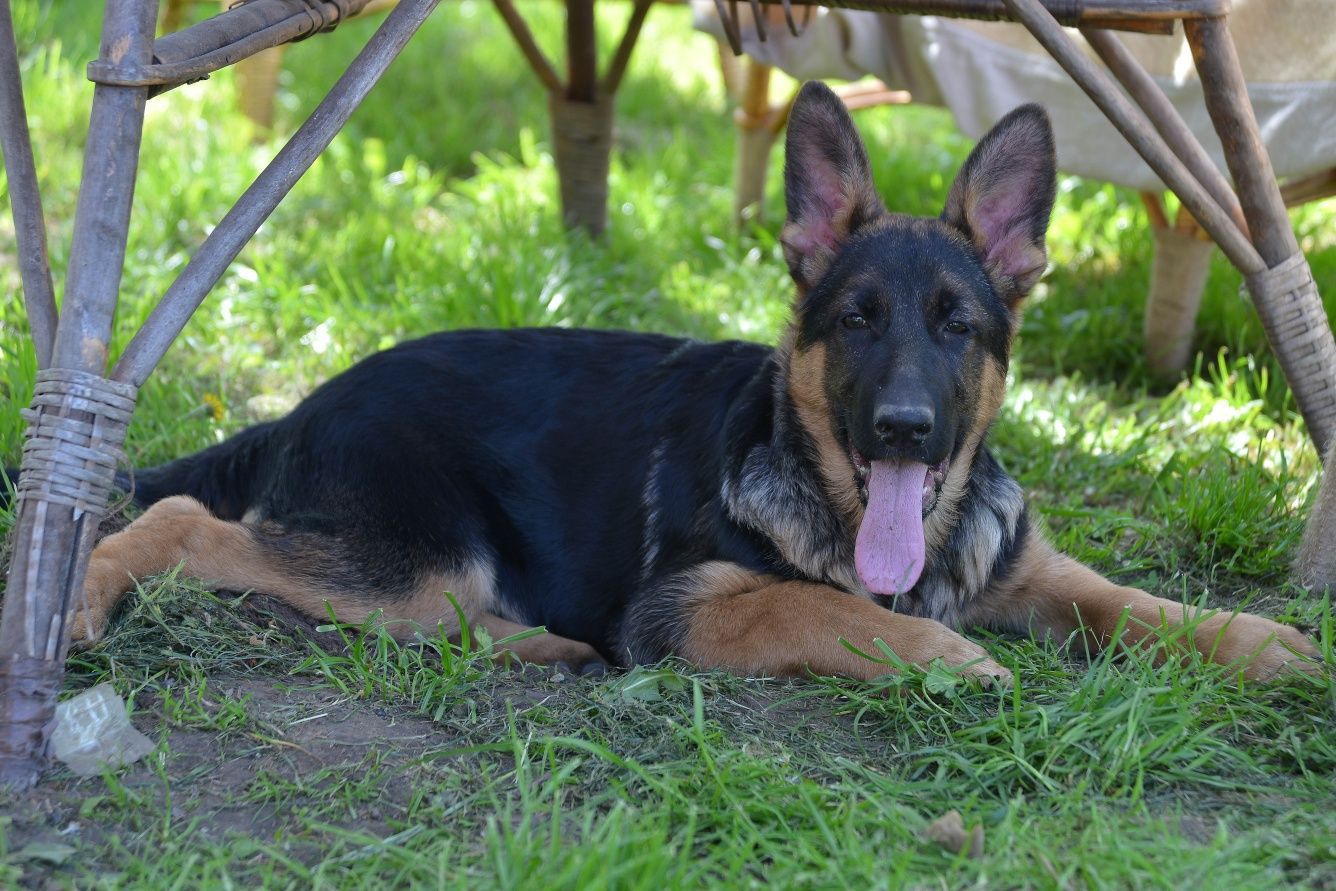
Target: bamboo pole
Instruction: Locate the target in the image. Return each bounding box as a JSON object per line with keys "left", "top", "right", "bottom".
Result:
{"left": 0, "top": 0, "right": 56, "bottom": 369}
{"left": 0, "top": 0, "right": 158, "bottom": 791}
{"left": 1082, "top": 27, "right": 1247, "bottom": 236}
{"left": 998, "top": 0, "right": 1264, "bottom": 276}
{"left": 114, "top": 0, "right": 445, "bottom": 386}
{"left": 1186, "top": 17, "right": 1336, "bottom": 452}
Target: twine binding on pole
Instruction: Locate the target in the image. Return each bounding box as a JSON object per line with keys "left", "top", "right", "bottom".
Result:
{"left": 16, "top": 369, "right": 137, "bottom": 517}
{"left": 1243, "top": 251, "right": 1336, "bottom": 453}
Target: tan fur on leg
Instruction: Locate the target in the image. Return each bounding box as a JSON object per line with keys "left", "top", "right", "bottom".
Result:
{"left": 76, "top": 495, "right": 498, "bottom": 646}
{"left": 75, "top": 496, "right": 216, "bottom": 643}
{"left": 977, "top": 535, "right": 1320, "bottom": 682}
{"left": 474, "top": 613, "right": 604, "bottom": 667}
{"left": 679, "top": 561, "right": 1011, "bottom": 684}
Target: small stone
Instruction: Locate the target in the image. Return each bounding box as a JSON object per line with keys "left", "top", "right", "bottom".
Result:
{"left": 923, "top": 809, "right": 984, "bottom": 859}
{"left": 50, "top": 684, "right": 154, "bottom": 777}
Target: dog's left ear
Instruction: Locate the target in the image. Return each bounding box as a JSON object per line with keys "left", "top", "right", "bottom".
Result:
{"left": 782, "top": 81, "right": 886, "bottom": 290}
{"left": 942, "top": 104, "right": 1056, "bottom": 306}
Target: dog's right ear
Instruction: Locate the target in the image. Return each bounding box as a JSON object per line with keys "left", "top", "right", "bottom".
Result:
{"left": 782, "top": 81, "right": 885, "bottom": 290}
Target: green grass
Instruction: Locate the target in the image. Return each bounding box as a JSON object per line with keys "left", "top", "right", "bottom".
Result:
{"left": 2, "top": 0, "right": 1336, "bottom": 887}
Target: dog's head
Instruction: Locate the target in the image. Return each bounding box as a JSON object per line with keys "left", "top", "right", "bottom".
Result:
{"left": 781, "top": 81, "right": 1055, "bottom": 597}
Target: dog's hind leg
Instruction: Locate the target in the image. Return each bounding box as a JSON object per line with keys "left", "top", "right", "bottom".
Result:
{"left": 76, "top": 495, "right": 493, "bottom": 647}
{"left": 972, "top": 535, "right": 1320, "bottom": 682}
{"left": 76, "top": 496, "right": 224, "bottom": 643}
{"left": 77, "top": 495, "right": 603, "bottom": 668}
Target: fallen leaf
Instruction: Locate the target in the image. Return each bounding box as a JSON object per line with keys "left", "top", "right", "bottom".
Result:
{"left": 923, "top": 660, "right": 961, "bottom": 695}
{"left": 13, "top": 842, "right": 77, "bottom": 865}
{"left": 613, "top": 666, "right": 686, "bottom": 702}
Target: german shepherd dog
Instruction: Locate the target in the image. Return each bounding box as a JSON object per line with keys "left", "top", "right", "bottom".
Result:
{"left": 73, "top": 83, "right": 1317, "bottom": 683}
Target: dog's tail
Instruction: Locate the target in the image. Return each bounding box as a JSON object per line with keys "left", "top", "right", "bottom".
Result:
{"left": 2, "top": 423, "right": 274, "bottom": 520}
{"left": 2, "top": 423, "right": 273, "bottom": 520}
{"left": 116, "top": 422, "right": 275, "bottom": 520}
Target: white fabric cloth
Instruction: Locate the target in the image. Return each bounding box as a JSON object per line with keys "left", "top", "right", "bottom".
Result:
{"left": 695, "top": 2, "right": 1336, "bottom": 191}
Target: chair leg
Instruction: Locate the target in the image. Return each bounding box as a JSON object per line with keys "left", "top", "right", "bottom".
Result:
{"left": 716, "top": 37, "right": 744, "bottom": 101}
{"left": 234, "top": 45, "right": 287, "bottom": 136}
{"left": 224, "top": 0, "right": 400, "bottom": 137}
{"left": 1143, "top": 199, "right": 1214, "bottom": 376}
{"left": 1186, "top": 17, "right": 1336, "bottom": 454}
{"left": 733, "top": 59, "right": 777, "bottom": 224}
{"left": 1185, "top": 18, "right": 1336, "bottom": 589}
{"left": 159, "top": 0, "right": 188, "bottom": 34}
{"left": 549, "top": 92, "right": 614, "bottom": 236}
{"left": 1298, "top": 437, "right": 1336, "bottom": 592}
{"left": 729, "top": 66, "right": 909, "bottom": 226}
{"left": 0, "top": 0, "right": 157, "bottom": 791}
{"left": 216, "top": 0, "right": 287, "bottom": 136}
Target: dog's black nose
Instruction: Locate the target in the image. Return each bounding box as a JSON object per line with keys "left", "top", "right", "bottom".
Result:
{"left": 874, "top": 404, "right": 934, "bottom": 446}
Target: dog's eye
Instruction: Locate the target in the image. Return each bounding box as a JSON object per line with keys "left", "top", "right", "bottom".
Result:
{"left": 841, "top": 313, "right": 868, "bottom": 330}
{"left": 944, "top": 320, "right": 970, "bottom": 335}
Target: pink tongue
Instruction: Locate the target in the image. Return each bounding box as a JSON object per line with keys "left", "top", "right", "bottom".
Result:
{"left": 855, "top": 460, "right": 928, "bottom": 595}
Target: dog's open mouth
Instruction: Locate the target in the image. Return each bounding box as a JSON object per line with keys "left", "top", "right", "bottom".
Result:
{"left": 849, "top": 444, "right": 949, "bottom": 597}
{"left": 850, "top": 447, "right": 947, "bottom": 516}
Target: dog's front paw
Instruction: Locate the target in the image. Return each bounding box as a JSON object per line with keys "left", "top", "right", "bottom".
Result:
{"left": 1199, "top": 612, "right": 1321, "bottom": 682}
{"left": 944, "top": 646, "right": 1014, "bottom": 689}
{"left": 890, "top": 621, "right": 1013, "bottom": 688}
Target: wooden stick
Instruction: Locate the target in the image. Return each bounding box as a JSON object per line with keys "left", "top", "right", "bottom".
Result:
{"left": 770, "top": 87, "right": 793, "bottom": 136}
{"left": 836, "top": 86, "right": 911, "bottom": 112}
{"left": 1083, "top": 27, "right": 1247, "bottom": 237}
{"left": 756, "top": 0, "right": 1228, "bottom": 23}
{"left": 1183, "top": 18, "right": 1297, "bottom": 265}
{"left": 115, "top": 0, "right": 446, "bottom": 385}
{"left": 710, "top": 0, "right": 1226, "bottom": 37}
{"left": 834, "top": 79, "right": 903, "bottom": 101}
{"left": 1139, "top": 191, "right": 1168, "bottom": 230}
{"left": 0, "top": 0, "right": 57, "bottom": 368}
{"left": 1186, "top": 16, "right": 1336, "bottom": 453}
{"left": 715, "top": 37, "right": 743, "bottom": 100}
{"left": 733, "top": 59, "right": 776, "bottom": 221}
{"left": 492, "top": 0, "right": 563, "bottom": 94}
{"left": 738, "top": 55, "right": 772, "bottom": 127}
{"left": 1174, "top": 200, "right": 1212, "bottom": 241}
{"left": 999, "top": 0, "right": 1264, "bottom": 275}
{"left": 0, "top": 0, "right": 157, "bottom": 792}
{"left": 1296, "top": 436, "right": 1336, "bottom": 591}
{"left": 602, "top": 0, "right": 652, "bottom": 95}
{"left": 1280, "top": 169, "right": 1336, "bottom": 208}
{"left": 566, "top": 0, "right": 597, "bottom": 101}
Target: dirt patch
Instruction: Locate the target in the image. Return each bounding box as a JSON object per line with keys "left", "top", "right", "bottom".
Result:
{"left": 0, "top": 676, "right": 459, "bottom": 870}
{"left": 1, "top": 657, "right": 885, "bottom": 877}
